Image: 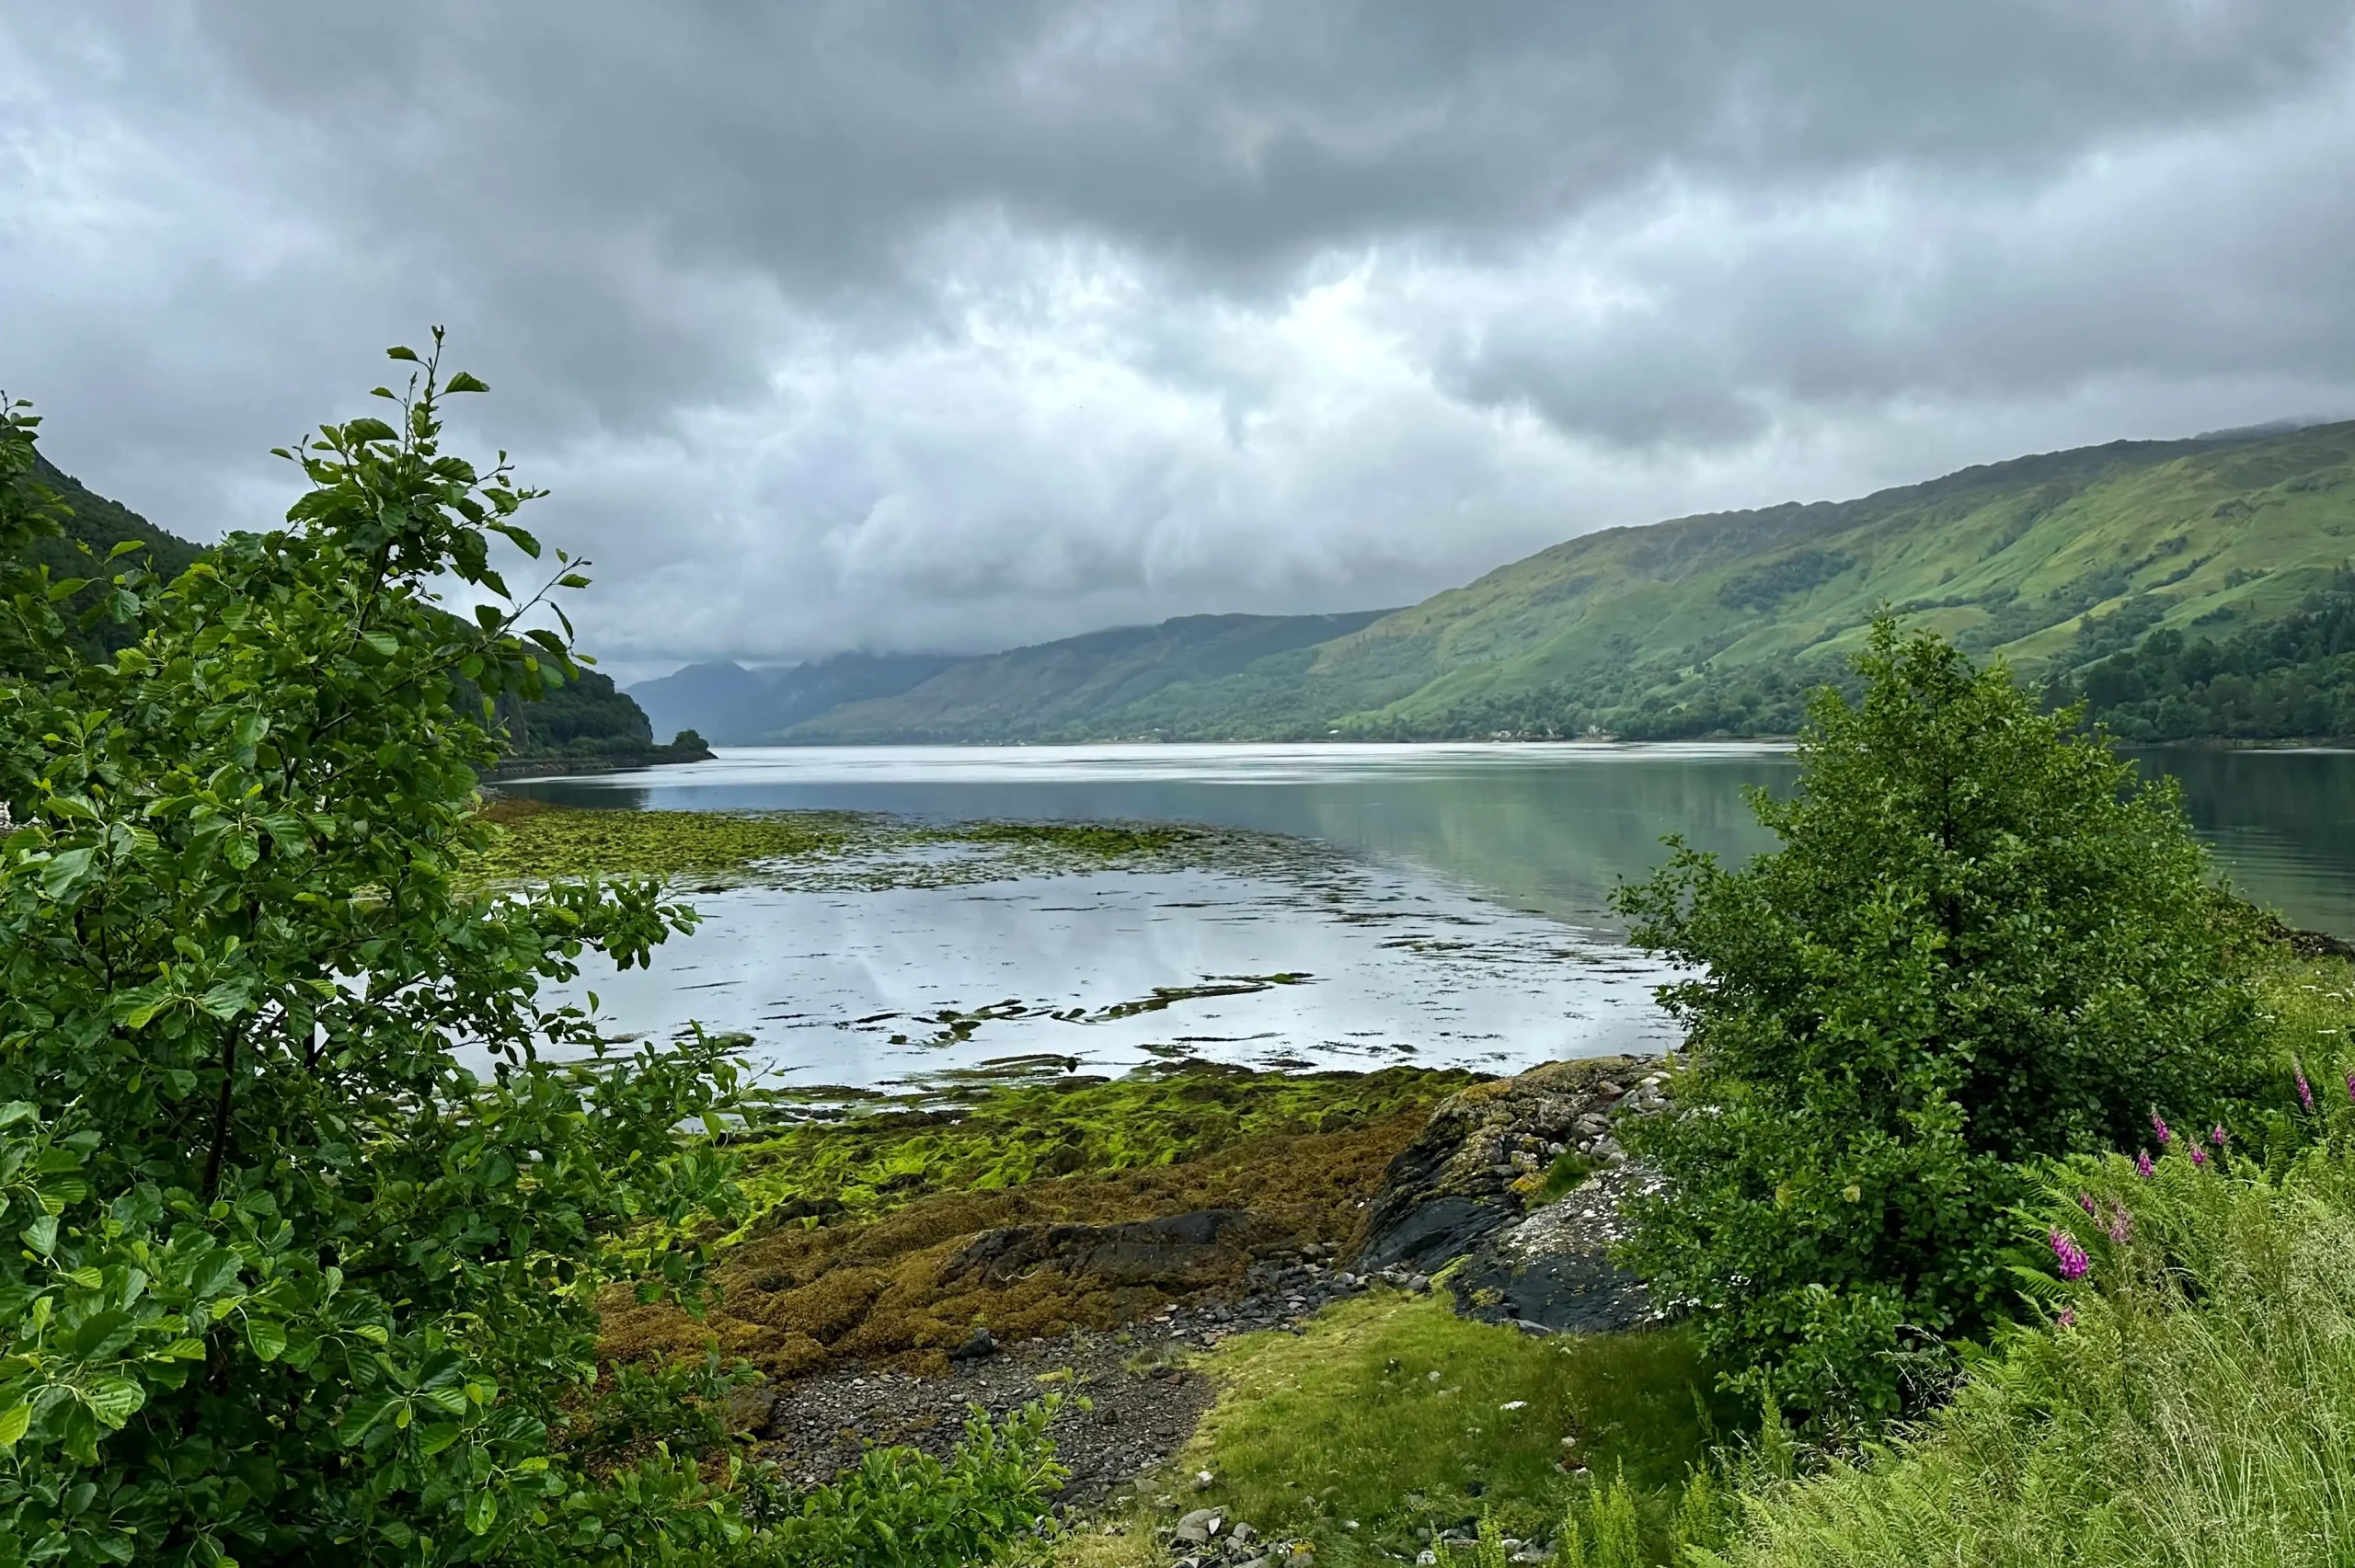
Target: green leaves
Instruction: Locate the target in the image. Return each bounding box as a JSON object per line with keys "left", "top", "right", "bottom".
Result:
{"left": 0, "top": 346, "right": 752, "bottom": 1564}
{"left": 1616, "top": 620, "right": 2262, "bottom": 1433}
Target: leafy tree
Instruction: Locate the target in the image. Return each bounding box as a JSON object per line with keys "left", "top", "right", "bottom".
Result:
{"left": 1614, "top": 619, "right": 2265, "bottom": 1428}
{"left": 0, "top": 345, "right": 756, "bottom": 1564}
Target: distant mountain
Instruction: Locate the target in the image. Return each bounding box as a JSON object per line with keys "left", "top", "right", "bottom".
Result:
{"left": 630, "top": 651, "right": 960, "bottom": 744}
{"left": 783, "top": 610, "right": 1396, "bottom": 742}
{"left": 674, "top": 420, "right": 2355, "bottom": 745}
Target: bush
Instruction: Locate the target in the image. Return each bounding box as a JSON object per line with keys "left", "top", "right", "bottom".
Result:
{"left": 1614, "top": 619, "right": 2267, "bottom": 1429}
{"left": 0, "top": 351, "right": 763, "bottom": 1564}
{"left": 741, "top": 1400, "right": 1067, "bottom": 1567}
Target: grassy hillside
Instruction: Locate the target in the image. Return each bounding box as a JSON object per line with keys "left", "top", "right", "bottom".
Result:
{"left": 787, "top": 610, "right": 1394, "bottom": 742}
{"left": 702, "top": 421, "right": 2355, "bottom": 745}
{"left": 1141, "top": 422, "right": 2355, "bottom": 740}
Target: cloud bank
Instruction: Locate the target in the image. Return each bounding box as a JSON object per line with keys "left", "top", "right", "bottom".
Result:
{"left": 6, "top": 1, "right": 2353, "bottom": 674}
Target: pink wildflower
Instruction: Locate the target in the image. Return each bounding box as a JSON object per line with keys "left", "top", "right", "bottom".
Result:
{"left": 2078, "top": 1192, "right": 2097, "bottom": 1216}
{"left": 2152, "top": 1113, "right": 2172, "bottom": 1146}
{"left": 2136, "top": 1150, "right": 2154, "bottom": 1179}
{"left": 2058, "top": 1309, "right": 2077, "bottom": 1329}
{"left": 2211, "top": 1125, "right": 2228, "bottom": 1148}
{"left": 2050, "top": 1230, "right": 2090, "bottom": 1281}
{"left": 2296, "top": 1060, "right": 2315, "bottom": 1112}
{"left": 2346, "top": 1070, "right": 2354, "bottom": 1106}
{"left": 2107, "top": 1206, "right": 2131, "bottom": 1244}
{"left": 2190, "top": 1144, "right": 2208, "bottom": 1170}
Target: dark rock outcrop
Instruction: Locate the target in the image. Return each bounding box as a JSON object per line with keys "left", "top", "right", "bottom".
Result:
{"left": 1354, "top": 1055, "right": 1671, "bottom": 1335}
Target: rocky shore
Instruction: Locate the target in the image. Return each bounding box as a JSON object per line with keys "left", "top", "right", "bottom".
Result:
{"left": 726, "top": 1051, "right": 1678, "bottom": 1555}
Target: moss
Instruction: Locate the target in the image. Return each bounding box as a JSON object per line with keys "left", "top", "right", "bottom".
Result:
{"left": 601, "top": 1064, "right": 1483, "bottom": 1379}
{"left": 467, "top": 800, "right": 1212, "bottom": 890}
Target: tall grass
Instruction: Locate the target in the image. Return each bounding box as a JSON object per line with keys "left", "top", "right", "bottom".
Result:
{"left": 1713, "top": 1134, "right": 2355, "bottom": 1567}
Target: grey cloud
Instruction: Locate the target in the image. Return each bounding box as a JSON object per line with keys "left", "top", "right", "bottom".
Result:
{"left": 5, "top": 2, "right": 2355, "bottom": 672}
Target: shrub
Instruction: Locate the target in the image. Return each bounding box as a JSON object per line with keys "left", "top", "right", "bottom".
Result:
{"left": 1614, "top": 619, "right": 2266, "bottom": 1428}
{"left": 741, "top": 1400, "right": 1067, "bottom": 1567}
{"left": 0, "top": 351, "right": 752, "bottom": 1563}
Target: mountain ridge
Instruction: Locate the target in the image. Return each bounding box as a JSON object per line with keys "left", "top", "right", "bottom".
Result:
{"left": 667, "top": 421, "right": 2354, "bottom": 744}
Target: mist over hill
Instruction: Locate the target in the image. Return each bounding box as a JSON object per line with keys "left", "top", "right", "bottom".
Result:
{"left": 648, "top": 421, "right": 2355, "bottom": 745}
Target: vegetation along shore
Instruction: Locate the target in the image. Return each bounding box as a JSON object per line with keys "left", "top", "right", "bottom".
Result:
{"left": 2, "top": 348, "right": 2351, "bottom": 1567}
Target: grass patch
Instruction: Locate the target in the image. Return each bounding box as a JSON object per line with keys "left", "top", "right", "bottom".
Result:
{"left": 1534, "top": 1149, "right": 1606, "bottom": 1205}
{"left": 1073, "top": 1293, "right": 1740, "bottom": 1567}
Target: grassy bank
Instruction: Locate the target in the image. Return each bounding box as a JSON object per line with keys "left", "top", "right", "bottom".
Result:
{"left": 1714, "top": 1136, "right": 2355, "bottom": 1566}
{"left": 1056, "top": 1291, "right": 1740, "bottom": 1567}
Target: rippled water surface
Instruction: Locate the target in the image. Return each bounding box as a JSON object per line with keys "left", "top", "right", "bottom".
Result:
{"left": 510, "top": 742, "right": 2355, "bottom": 1090}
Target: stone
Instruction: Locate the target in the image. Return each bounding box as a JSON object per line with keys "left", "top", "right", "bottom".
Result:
{"left": 1175, "top": 1507, "right": 1219, "bottom": 1544}
{"left": 719, "top": 1380, "right": 780, "bottom": 1437}
{"left": 948, "top": 1326, "right": 997, "bottom": 1362}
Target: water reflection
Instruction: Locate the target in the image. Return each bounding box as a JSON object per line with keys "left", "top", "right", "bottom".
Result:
{"left": 514, "top": 742, "right": 2352, "bottom": 934}
{"left": 550, "top": 862, "right": 1682, "bottom": 1090}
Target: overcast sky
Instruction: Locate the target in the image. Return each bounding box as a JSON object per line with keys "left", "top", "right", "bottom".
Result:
{"left": 6, "top": 3, "right": 2354, "bottom": 680}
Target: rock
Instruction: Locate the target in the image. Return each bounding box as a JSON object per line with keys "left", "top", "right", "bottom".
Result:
{"left": 1175, "top": 1507, "right": 1220, "bottom": 1544}
{"left": 1511, "top": 1318, "right": 1554, "bottom": 1336}
{"left": 947, "top": 1326, "right": 997, "bottom": 1362}
{"left": 1232, "top": 1521, "right": 1258, "bottom": 1544}
{"left": 1354, "top": 1057, "right": 1659, "bottom": 1276}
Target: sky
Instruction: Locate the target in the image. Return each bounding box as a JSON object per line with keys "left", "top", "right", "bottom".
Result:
{"left": 6, "top": 3, "right": 2355, "bottom": 681}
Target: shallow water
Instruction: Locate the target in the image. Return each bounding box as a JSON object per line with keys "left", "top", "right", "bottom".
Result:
{"left": 511, "top": 742, "right": 2355, "bottom": 1089}
{"left": 573, "top": 862, "right": 1680, "bottom": 1093}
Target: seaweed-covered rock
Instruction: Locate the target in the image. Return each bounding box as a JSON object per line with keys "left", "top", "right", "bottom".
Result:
{"left": 944, "top": 1209, "right": 1282, "bottom": 1289}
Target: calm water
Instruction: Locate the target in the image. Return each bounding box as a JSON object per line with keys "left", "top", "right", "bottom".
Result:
{"left": 509, "top": 743, "right": 2355, "bottom": 1090}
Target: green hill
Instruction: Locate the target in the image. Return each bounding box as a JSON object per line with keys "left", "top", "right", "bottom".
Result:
{"left": 19, "top": 450, "right": 681, "bottom": 760}
{"left": 779, "top": 421, "right": 2353, "bottom": 744}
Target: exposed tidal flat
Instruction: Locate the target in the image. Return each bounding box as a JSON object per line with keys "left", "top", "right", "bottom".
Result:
{"left": 493, "top": 741, "right": 2355, "bottom": 1097}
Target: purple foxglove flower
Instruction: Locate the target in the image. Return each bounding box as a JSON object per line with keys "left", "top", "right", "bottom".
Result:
{"left": 2107, "top": 1206, "right": 2131, "bottom": 1244}
{"left": 2136, "top": 1150, "right": 2154, "bottom": 1179}
{"left": 2151, "top": 1114, "right": 2172, "bottom": 1146}
{"left": 2057, "top": 1309, "right": 2076, "bottom": 1328}
{"left": 2050, "top": 1230, "right": 2090, "bottom": 1281}
{"left": 2078, "top": 1192, "right": 2097, "bottom": 1216}
{"left": 2190, "top": 1145, "right": 2208, "bottom": 1170}
{"left": 2299, "top": 1073, "right": 2315, "bottom": 1112}
{"left": 2346, "top": 1070, "right": 2354, "bottom": 1106}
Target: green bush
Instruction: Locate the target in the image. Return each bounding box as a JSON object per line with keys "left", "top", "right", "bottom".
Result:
{"left": 1614, "top": 620, "right": 2267, "bottom": 1429}
{"left": 0, "top": 350, "right": 758, "bottom": 1564}
{"left": 742, "top": 1400, "right": 1066, "bottom": 1567}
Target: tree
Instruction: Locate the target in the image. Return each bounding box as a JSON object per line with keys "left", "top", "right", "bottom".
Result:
{"left": 1614, "top": 619, "right": 2265, "bottom": 1427}
{"left": 0, "top": 343, "right": 752, "bottom": 1564}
